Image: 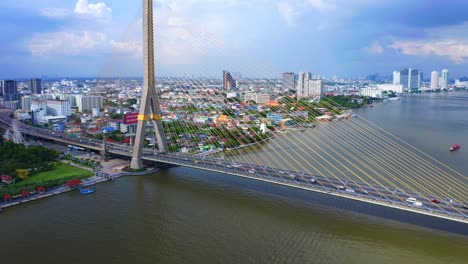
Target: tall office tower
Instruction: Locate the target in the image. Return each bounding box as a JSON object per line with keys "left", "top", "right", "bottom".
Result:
{"left": 399, "top": 68, "right": 421, "bottom": 91}
{"left": 2, "top": 80, "right": 19, "bottom": 101}
{"left": 223, "top": 70, "right": 236, "bottom": 91}
{"left": 28, "top": 78, "right": 42, "bottom": 95}
{"left": 393, "top": 71, "right": 401, "bottom": 85}
{"left": 441, "top": 69, "right": 449, "bottom": 89}
{"left": 430, "top": 71, "right": 439, "bottom": 89}
{"left": 283, "top": 72, "right": 295, "bottom": 90}
{"left": 0, "top": 80, "right": 4, "bottom": 96}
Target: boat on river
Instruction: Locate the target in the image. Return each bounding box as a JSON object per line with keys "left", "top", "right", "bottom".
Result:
{"left": 79, "top": 185, "right": 96, "bottom": 195}
{"left": 450, "top": 144, "right": 460, "bottom": 151}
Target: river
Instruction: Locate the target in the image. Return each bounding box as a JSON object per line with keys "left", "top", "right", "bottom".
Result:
{"left": 0, "top": 92, "right": 467, "bottom": 264}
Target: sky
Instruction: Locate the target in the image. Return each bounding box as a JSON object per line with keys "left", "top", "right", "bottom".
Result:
{"left": 1, "top": 0, "right": 468, "bottom": 79}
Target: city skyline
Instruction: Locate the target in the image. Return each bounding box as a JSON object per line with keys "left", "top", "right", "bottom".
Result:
{"left": 1, "top": 0, "right": 468, "bottom": 78}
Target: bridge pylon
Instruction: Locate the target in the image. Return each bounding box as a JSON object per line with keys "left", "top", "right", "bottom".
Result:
{"left": 131, "top": 0, "right": 168, "bottom": 169}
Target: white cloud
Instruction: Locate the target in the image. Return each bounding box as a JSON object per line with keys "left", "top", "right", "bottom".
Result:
{"left": 74, "top": 0, "right": 112, "bottom": 20}
{"left": 29, "top": 31, "right": 108, "bottom": 56}
{"left": 39, "top": 8, "right": 71, "bottom": 18}
{"left": 365, "top": 41, "right": 384, "bottom": 54}
{"left": 39, "top": 0, "right": 111, "bottom": 20}
{"left": 389, "top": 39, "right": 468, "bottom": 63}
{"left": 110, "top": 40, "right": 143, "bottom": 57}
{"left": 305, "top": 0, "right": 332, "bottom": 10}
{"left": 277, "top": 1, "right": 299, "bottom": 26}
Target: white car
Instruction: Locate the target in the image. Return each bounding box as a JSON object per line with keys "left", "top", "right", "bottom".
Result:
{"left": 406, "top": 197, "right": 417, "bottom": 203}
{"left": 336, "top": 185, "right": 345, "bottom": 190}
{"left": 345, "top": 188, "right": 355, "bottom": 193}
{"left": 278, "top": 171, "right": 285, "bottom": 175}
{"left": 310, "top": 178, "right": 317, "bottom": 183}
{"left": 248, "top": 169, "right": 256, "bottom": 174}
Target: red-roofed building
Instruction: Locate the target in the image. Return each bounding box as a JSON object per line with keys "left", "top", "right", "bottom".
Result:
{"left": 1, "top": 174, "right": 15, "bottom": 184}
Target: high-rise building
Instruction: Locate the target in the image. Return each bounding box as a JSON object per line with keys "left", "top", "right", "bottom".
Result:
{"left": 1, "top": 80, "right": 19, "bottom": 101}
{"left": 21, "top": 96, "right": 34, "bottom": 111}
{"left": 46, "top": 100, "right": 71, "bottom": 116}
{"left": 430, "top": 71, "right": 439, "bottom": 89}
{"left": 0, "top": 80, "right": 4, "bottom": 96}
{"left": 282, "top": 72, "right": 295, "bottom": 90}
{"left": 76, "top": 95, "right": 103, "bottom": 112}
{"left": 306, "top": 79, "right": 325, "bottom": 98}
{"left": 297, "top": 72, "right": 324, "bottom": 99}
{"left": 223, "top": 70, "right": 236, "bottom": 91}
{"left": 393, "top": 71, "right": 401, "bottom": 85}
{"left": 28, "top": 78, "right": 42, "bottom": 95}
{"left": 297, "top": 72, "right": 311, "bottom": 99}
{"left": 58, "top": 94, "right": 78, "bottom": 107}
{"left": 441, "top": 69, "right": 449, "bottom": 89}
{"left": 398, "top": 68, "right": 421, "bottom": 91}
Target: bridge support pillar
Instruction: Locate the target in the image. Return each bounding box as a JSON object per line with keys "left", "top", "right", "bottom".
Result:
{"left": 131, "top": 0, "right": 168, "bottom": 169}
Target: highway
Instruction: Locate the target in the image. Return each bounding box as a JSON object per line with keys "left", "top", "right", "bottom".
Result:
{"left": 1, "top": 109, "right": 467, "bottom": 223}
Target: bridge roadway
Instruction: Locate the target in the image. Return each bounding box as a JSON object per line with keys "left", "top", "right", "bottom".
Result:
{"left": 0, "top": 111, "right": 467, "bottom": 223}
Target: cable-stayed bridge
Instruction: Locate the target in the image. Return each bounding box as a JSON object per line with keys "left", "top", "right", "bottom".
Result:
{"left": 0, "top": 106, "right": 467, "bottom": 225}
{"left": 1, "top": 0, "right": 467, "bottom": 227}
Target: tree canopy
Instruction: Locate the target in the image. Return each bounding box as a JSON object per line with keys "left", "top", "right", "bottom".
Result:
{"left": 0, "top": 142, "right": 59, "bottom": 178}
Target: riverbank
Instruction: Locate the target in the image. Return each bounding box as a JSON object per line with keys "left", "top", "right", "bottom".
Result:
{"left": 0, "top": 158, "right": 160, "bottom": 213}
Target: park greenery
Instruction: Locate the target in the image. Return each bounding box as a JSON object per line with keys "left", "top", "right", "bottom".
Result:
{"left": 0, "top": 163, "right": 92, "bottom": 197}
{"left": 0, "top": 137, "right": 93, "bottom": 196}
{"left": 0, "top": 140, "right": 59, "bottom": 179}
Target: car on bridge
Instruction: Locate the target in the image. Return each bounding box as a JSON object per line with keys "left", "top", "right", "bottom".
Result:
{"left": 248, "top": 169, "right": 256, "bottom": 174}
{"left": 345, "top": 188, "right": 355, "bottom": 193}
{"left": 431, "top": 199, "right": 441, "bottom": 203}
{"left": 406, "top": 197, "right": 423, "bottom": 207}
{"left": 336, "top": 185, "right": 345, "bottom": 190}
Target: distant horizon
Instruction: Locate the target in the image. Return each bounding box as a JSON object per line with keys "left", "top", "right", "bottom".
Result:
{"left": 1, "top": 1, "right": 468, "bottom": 78}
{"left": 1, "top": 72, "right": 466, "bottom": 83}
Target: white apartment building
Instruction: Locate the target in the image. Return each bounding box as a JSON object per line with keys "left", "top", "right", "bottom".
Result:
{"left": 46, "top": 100, "right": 71, "bottom": 116}
{"left": 376, "top": 84, "right": 404, "bottom": 94}
{"left": 297, "top": 72, "right": 324, "bottom": 99}
{"left": 244, "top": 92, "right": 271, "bottom": 104}
{"left": 21, "top": 96, "right": 34, "bottom": 111}
{"left": 430, "top": 71, "right": 439, "bottom": 89}
{"left": 76, "top": 95, "right": 103, "bottom": 112}
{"left": 361, "top": 88, "right": 383, "bottom": 98}
{"left": 31, "top": 100, "right": 47, "bottom": 124}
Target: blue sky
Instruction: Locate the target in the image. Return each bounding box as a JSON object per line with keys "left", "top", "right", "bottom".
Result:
{"left": 1, "top": 0, "right": 468, "bottom": 79}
